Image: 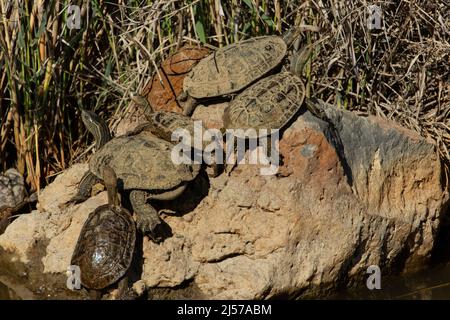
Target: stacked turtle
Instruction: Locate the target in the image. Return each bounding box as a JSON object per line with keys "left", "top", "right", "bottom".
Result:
{"left": 129, "top": 27, "right": 330, "bottom": 177}
{"left": 177, "top": 27, "right": 325, "bottom": 120}
{"left": 173, "top": 28, "right": 331, "bottom": 171}
{"left": 71, "top": 109, "right": 200, "bottom": 243}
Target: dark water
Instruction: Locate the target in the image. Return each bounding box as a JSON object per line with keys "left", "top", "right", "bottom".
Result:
{"left": 330, "top": 263, "right": 450, "bottom": 299}
{"left": 2, "top": 264, "right": 450, "bottom": 300}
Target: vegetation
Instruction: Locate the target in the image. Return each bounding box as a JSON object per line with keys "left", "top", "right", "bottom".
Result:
{"left": 0, "top": 0, "right": 448, "bottom": 193}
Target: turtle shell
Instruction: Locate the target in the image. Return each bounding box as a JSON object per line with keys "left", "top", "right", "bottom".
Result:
{"left": 223, "top": 72, "right": 305, "bottom": 139}
{"left": 0, "top": 169, "right": 25, "bottom": 209}
{"left": 71, "top": 205, "right": 136, "bottom": 290}
{"left": 89, "top": 132, "right": 200, "bottom": 191}
{"left": 146, "top": 111, "right": 209, "bottom": 150}
{"left": 183, "top": 36, "right": 287, "bottom": 99}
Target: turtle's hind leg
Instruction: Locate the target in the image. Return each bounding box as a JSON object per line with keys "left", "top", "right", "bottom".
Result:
{"left": 116, "top": 275, "right": 138, "bottom": 300}
{"left": 130, "top": 190, "right": 164, "bottom": 243}
{"left": 69, "top": 172, "right": 100, "bottom": 204}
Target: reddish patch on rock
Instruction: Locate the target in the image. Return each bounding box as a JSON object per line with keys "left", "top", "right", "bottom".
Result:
{"left": 141, "top": 45, "right": 211, "bottom": 113}
{"left": 278, "top": 125, "right": 343, "bottom": 186}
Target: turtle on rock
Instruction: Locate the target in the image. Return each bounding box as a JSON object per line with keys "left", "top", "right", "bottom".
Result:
{"left": 71, "top": 165, "right": 136, "bottom": 300}
{"left": 0, "top": 169, "right": 37, "bottom": 234}
{"left": 222, "top": 72, "right": 330, "bottom": 138}
{"left": 220, "top": 72, "right": 332, "bottom": 175}
{"left": 70, "top": 109, "right": 200, "bottom": 242}
{"left": 130, "top": 93, "right": 223, "bottom": 177}
{"left": 178, "top": 27, "right": 305, "bottom": 116}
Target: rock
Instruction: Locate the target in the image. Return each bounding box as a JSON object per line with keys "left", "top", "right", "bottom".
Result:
{"left": 142, "top": 45, "right": 211, "bottom": 114}
{"left": 113, "top": 101, "right": 148, "bottom": 137}
{"left": 0, "top": 106, "right": 448, "bottom": 299}
{"left": 191, "top": 103, "right": 228, "bottom": 130}
{"left": 142, "top": 235, "right": 199, "bottom": 287}
{"left": 37, "top": 164, "right": 88, "bottom": 213}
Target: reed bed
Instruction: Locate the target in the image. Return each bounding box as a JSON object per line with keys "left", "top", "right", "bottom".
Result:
{"left": 0, "top": 0, "right": 448, "bottom": 192}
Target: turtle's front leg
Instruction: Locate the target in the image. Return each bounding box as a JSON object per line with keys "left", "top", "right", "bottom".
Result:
{"left": 123, "top": 122, "right": 154, "bottom": 137}
{"left": 177, "top": 92, "right": 197, "bottom": 116}
{"left": 69, "top": 171, "right": 99, "bottom": 204}
{"left": 129, "top": 190, "right": 164, "bottom": 243}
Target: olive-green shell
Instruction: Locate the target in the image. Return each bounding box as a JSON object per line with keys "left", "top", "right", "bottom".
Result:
{"left": 89, "top": 132, "right": 199, "bottom": 190}
{"left": 183, "top": 36, "right": 287, "bottom": 99}
{"left": 223, "top": 72, "right": 305, "bottom": 139}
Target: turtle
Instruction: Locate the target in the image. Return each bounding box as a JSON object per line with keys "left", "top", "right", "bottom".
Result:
{"left": 223, "top": 72, "right": 330, "bottom": 137}
{"left": 223, "top": 72, "right": 304, "bottom": 138}
{"left": 178, "top": 27, "right": 304, "bottom": 116}
{"left": 130, "top": 94, "right": 223, "bottom": 176}
{"left": 130, "top": 93, "right": 206, "bottom": 145}
{"left": 221, "top": 72, "right": 331, "bottom": 172}
{"left": 0, "top": 168, "right": 37, "bottom": 235}
{"left": 71, "top": 165, "right": 136, "bottom": 300}
{"left": 70, "top": 109, "right": 200, "bottom": 242}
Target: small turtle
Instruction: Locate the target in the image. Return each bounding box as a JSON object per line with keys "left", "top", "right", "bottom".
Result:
{"left": 0, "top": 169, "right": 37, "bottom": 235}
{"left": 71, "top": 109, "right": 200, "bottom": 242}
{"left": 71, "top": 165, "right": 136, "bottom": 300}
{"left": 223, "top": 72, "right": 329, "bottom": 139}
{"left": 130, "top": 94, "right": 223, "bottom": 176}
{"left": 178, "top": 28, "right": 303, "bottom": 116}
{"left": 130, "top": 94, "right": 206, "bottom": 145}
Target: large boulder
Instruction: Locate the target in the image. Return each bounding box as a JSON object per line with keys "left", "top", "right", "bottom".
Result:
{"left": 0, "top": 104, "right": 447, "bottom": 299}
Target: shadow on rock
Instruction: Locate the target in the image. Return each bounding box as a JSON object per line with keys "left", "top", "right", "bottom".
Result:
{"left": 153, "top": 170, "right": 210, "bottom": 216}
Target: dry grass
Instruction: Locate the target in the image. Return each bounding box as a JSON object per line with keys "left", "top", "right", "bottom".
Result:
{"left": 0, "top": 0, "right": 449, "bottom": 192}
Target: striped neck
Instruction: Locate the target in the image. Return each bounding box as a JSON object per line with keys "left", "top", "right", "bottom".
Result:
{"left": 81, "top": 109, "right": 111, "bottom": 149}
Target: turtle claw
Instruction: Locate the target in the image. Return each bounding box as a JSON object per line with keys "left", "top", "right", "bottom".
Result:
{"left": 136, "top": 214, "right": 167, "bottom": 243}
{"left": 58, "top": 194, "right": 88, "bottom": 210}
{"left": 70, "top": 194, "right": 89, "bottom": 204}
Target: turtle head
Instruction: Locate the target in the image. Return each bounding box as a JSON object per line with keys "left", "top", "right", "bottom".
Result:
{"left": 81, "top": 108, "right": 101, "bottom": 128}
{"left": 283, "top": 26, "right": 303, "bottom": 48}
{"left": 304, "top": 98, "right": 330, "bottom": 122}
{"left": 80, "top": 108, "right": 111, "bottom": 149}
